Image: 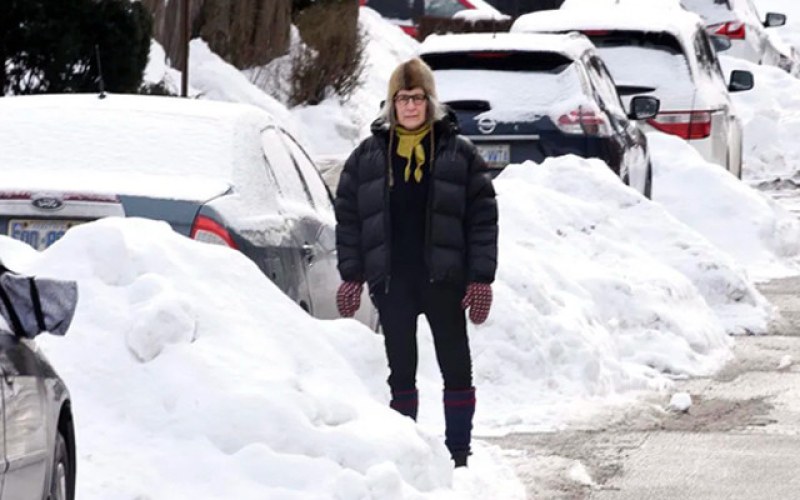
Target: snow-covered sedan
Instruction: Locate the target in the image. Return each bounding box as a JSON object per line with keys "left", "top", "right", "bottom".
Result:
{"left": 513, "top": 4, "right": 755, "bottom": 178}
{"left": 420, "top": 32, "right": 660, "bottom": 197}
{"left": 0, "top": 94, "right": 378, "bottom": 328}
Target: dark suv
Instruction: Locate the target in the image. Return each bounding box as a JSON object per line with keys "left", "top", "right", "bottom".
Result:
{"left": 420, "top": 32, "right": 660, "bottom": 197}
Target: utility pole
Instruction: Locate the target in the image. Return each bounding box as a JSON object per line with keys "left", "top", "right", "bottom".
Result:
{"left": 180, "top": 0, "right": 190, "bottom": 97}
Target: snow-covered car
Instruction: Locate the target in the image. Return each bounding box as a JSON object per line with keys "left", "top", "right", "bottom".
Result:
{"left": 0, "top": 268, "right": 77, "bottom": 500}
{"left": 0, "top": 94, "right": 378, "bottom": 329}
{"left": 420, "top": 32, "right": 660, "bottom": 197}
{"left": 359, "top": 0, "right": 505, "bottom": 38}
{"left": 680, "top": 0, "right": 789, "bottom": 70}
{"left": 512, "top": 5, "right": 755, "bottom": 178}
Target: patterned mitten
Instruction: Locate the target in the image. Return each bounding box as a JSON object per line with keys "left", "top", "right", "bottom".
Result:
{"left": 336, "top": 281, "right": 363, "bottom": 318}
{"left": 461, "top": 282, "right": 492, "bottom": 325}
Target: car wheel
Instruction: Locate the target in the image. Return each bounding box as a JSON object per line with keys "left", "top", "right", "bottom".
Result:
{"left": 644, "top": 162, "right": 653, "bottom": 200}
{"left": 49, "top": 430, "right": 73, "bottom": 500}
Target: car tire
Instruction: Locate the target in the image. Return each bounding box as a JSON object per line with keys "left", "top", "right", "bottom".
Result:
{"left": 644, "top": 162, "right": 653, "bottom": 200}
{"left": 49, "top": 430, "right": 74, "bottom": 500}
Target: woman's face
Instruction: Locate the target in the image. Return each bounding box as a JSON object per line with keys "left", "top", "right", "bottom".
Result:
{"left": 394, "top": 87, "right": 428, "bottom": 130}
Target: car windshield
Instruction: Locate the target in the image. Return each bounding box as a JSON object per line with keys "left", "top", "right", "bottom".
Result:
{"left": 424, "top": 51, "right": 587, "bottom": 122}
{"left": 585, "top": 31, "right": 695, "bottom": 102}
{"left": 426, "top": 0, "right": 468, "bottom": 17}
{"left": 680, "top": 0, "right": 737, "bottom": 24}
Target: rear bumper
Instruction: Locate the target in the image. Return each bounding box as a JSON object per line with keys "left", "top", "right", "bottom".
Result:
{"left": 467, "top": 134, "right": 623, "bottom": 173}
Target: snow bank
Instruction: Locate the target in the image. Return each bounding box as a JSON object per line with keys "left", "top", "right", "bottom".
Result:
{"left": 0, "top": 220, "right": 521, "bottom": 499}
{"left": 396, "top": 155, "right": 745, "bottom": 432}
{"left": 649, "top": 131, "right": 800, "bottom": 281}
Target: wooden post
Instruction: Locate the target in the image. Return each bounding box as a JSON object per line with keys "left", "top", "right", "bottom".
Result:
{"left": 181, "top": 0, "right": 190, "bottom": 97}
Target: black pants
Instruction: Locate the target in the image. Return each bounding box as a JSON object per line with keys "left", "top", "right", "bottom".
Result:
{"left": 372, "top": 272, "right": 472, "bottom": 392}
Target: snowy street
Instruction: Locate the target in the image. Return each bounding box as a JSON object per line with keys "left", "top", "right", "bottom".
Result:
{"left": 8, "top": 1, "right": 800, "bottom": 498}
{"left": 489, "top": 275, "right": 800, "bottom": 498}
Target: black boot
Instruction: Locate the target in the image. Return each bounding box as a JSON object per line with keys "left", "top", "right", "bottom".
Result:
{"left": 390, "top": 388, "right": 418, "bottom": 421}
{"left": 444, "top": 387, "right": 475, "bottom": 467}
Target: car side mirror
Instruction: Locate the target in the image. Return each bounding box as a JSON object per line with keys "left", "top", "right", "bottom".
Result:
{"left": 764, "top": 12, "right": 787, "bottom": 28}
{"left": 628, "top": 96, "right": 660, "bottom": 120}
{"left": 728, "top": 70, "right": 754, "bottom": 92}
{"left": 710, "top": 35, "right": 732, "bottom": 52}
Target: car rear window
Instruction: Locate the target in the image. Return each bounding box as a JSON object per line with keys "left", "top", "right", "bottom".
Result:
{"left": 424, "top": 51, "right": 587, "bottom": 122}
{"left": 680, "top": 0, "right": 736, "bottom": 24}
{"left": 583, "top": 31, "right": 695, "bottom": 101}
{"left": 365, "top": 0, "right": 413, "bottom": 20}
{"left": 424, "top": 50, "right": 574, "bottom": 73}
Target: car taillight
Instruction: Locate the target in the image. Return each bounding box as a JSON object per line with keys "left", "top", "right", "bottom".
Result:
{"left": 582, "top": 30, "right": 611, "bottom": 36}
{"left": 647, "top": 111, "right": 712, "bottom": 140}
{"left": 190, "top": 215, "right": 237, "bottom": 249}
{"left": 714, "top": 21, "right": 746, "bottom": 40}
{"left": 400, "top": 25, "right": 418, "bottom": 38}
{"left": 555, "top": 109, "right": 611, "bottom": 136}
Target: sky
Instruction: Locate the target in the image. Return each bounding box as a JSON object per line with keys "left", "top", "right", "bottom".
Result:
{"left": 5, "top": 3, "right": 800, "bottom": 499}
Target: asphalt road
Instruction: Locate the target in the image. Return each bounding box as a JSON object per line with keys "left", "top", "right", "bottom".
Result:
{"left": 488, "top": 275, "right": 800, "bottom": 500}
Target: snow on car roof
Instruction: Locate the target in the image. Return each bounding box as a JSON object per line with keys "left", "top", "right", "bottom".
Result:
{"left": 0, "top": 92, "right": 275, "bottom": 128}
{"left": 419, "top": 32, "right": 595, "bottom": 61}
{"left": 463, "top": 0, "right": 504, "bottom": 15}
{"left": 0, "top": 94, "right": 276, "bottom": 198}
{"left": 512, "top": 4, "right": 707, "bottom": 47}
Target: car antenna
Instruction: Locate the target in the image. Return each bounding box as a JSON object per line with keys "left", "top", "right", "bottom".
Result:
{"left": 94, "top": 44, "right": 107, "bottom": 100}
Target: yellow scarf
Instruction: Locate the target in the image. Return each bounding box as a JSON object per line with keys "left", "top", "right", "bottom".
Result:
{"left": 395, "top": 124, "right": 431, "bottom": 183}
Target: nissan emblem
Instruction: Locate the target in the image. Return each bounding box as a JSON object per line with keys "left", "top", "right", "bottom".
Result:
{"left": 477, "top": 117, "right": 497, "bottom": 135}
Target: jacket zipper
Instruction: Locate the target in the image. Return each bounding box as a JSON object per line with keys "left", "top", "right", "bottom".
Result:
{"left": 425, "top": 128, "right": 446, "bottom": 283}
{"left": 384, "top": 131, "right": 394, "bottom": 294}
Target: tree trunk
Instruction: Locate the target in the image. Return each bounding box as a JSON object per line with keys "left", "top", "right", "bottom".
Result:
{"left": 141, "top": 0, "right": 290, "bottom": 69}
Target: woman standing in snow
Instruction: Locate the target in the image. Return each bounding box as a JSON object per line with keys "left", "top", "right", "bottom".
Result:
{"left": 333, "top": 58, "right": 498, "bottom": 468}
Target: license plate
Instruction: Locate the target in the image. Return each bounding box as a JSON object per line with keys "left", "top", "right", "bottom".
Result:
{"left": 8, "top": 219, "right": 83, "bottom": 251}
{"left": 476, "top": 144, "right": 511, "bottom": 169}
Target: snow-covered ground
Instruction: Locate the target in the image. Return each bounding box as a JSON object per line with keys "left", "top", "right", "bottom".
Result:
{"left": 1, "top": 152, "right": 754, "bottom": 497}
{"left": 9, "top": 4, "right": 800, "bottom": 499}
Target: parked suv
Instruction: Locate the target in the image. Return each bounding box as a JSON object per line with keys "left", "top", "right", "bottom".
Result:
{"left": 419, "top": 33, "right": 660, "bottom": 197}
{"left": 680, "top": 0, "right": 791, "bottom": 71}
{"left": 0, "top": 94, "right": 378, "bottom": 328}
{"left": 513, "top": 5, "right": 755, "bottom": 177}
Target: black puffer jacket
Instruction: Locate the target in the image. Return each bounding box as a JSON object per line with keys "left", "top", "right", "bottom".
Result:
{"left": 335, "top": 117, "right": 498, "bottom": 290}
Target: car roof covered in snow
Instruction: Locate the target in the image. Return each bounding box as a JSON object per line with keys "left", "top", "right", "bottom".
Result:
{"left": 0, "top": 94, "right": 280, "bottom": 202}
{"left": 0, "top": 93, "right": 276, "bottom": 128}
{"left": 512, "top": 4, "right": 707, "bottom": 47}
{"left": 418, "top": 32, "right": 596, "bottom": 61}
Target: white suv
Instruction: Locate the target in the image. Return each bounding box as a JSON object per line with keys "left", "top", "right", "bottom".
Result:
{"left": 680, "top": 0, "right": 789, "bottom": 70}
{"left": 512, "top": 5, "right": 754, "bottom": 177}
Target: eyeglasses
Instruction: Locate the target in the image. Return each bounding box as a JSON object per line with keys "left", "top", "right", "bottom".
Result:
{"left": 394, "top": 94, "right": 427, "bottom": 106}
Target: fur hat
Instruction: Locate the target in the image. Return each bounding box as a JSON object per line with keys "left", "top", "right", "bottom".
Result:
{"left": 387, "top": 58, "right": 438, "bottom": 102}
{"left": 381, "top": 58, "right": 445, "bottom": 127}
